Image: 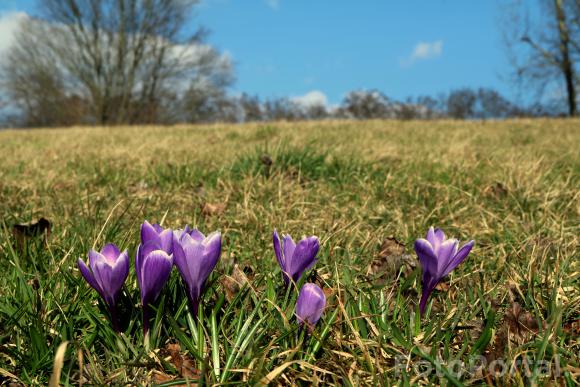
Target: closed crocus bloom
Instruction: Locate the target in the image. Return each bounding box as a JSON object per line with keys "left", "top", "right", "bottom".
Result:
{"left": 173, "top": 230, "right": 221, "bottom": 318}
{"left": 414, "top": 227, "right": 475, "bottom": 316}
{"left": 273, "top": 230, "right": 319, "bottom": 287}
{"left": 141, "top": 220, "right": 173, "bottom": 254}
{"left": 296, "top": 283, "right": 326, "bottom": 330}
{"left": 77, "top": 243, "right": 129, "bottom": 331}
{"left": 136, "top": 222, "right": 174, "bottom": 334}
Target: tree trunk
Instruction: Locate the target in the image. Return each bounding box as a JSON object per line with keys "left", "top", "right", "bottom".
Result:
{"left": 555, "top": 0, "right": 577, "bottom": 116}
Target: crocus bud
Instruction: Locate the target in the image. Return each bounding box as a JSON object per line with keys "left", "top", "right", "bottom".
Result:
{"left": 77, "top": 243, "right": 129, "bottom": 331}
{"left": 173, "top": 230, "right": 221, "bottom": 318}
{"left": 136, "top": 222, "right": 174, "bottom": 334}
{"left": 414, "top": 227, "right": 475, "bottom": 316}
{"left": 273, "top": 230, "right": 319, "bottom": 287}
{"left": 296, "top": 283, "right": 326, "bottom": 330}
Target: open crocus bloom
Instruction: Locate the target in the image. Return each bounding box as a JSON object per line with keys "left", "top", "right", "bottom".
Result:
{"left": 78, "top": 243, "right": 129, "bottom": 309}
{"left": 173, "top": 230, "right": 221, "bottom": 318}
{"left": 414, "top": 227, "right": 475, "bottom": 315}
{"left": 273, "top": 230, "right": 319, "bottom": 287}
{"left": 296, "top": 283, "right": 326, "bottom": 330}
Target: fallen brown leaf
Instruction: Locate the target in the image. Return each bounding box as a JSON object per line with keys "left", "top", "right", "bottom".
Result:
{"left": 485, "top": 301, "right": 543, "bottom": 375}
{"left": 483, "top": 182, "right": 508, "bottom": 199}
{"left": 366, "top": 237, "right": 415, "bottom": 284}
{"left": 159, "top": 342, "right": 199, "bottom": 382}
{"left": 220, "top": 264, "right": 252, "bottom": 302}
{"left": 13, "top": 218, "right": 51, "bottom": 251}
{"left": 434, "top": 282, "right": 450, "bottom": 292}
{"left": 201, "top": 203, "right": 226, "bottom": 217}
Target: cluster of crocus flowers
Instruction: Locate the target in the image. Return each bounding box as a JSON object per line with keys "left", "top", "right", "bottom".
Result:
{"left": 273, "top": 230, "right": 327, "bottom": 330}
{"left": 78, "top": 221, "right": 474, "bottom": 339}
{"left": 78, "top": 221, "right": 221, "bottom": 334}
{"left": 414, "top": 227, "right": 475, "bottom": 315}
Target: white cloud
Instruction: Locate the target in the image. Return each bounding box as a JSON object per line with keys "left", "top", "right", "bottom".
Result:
{"left": 0, "top": 12, "right": 27, "bottom": 54}
{"left": 401, "top": 40, "right": 443, "bottom": 67}
{"left": 291, "top": 90, "right": 328, "bottom": 108}
{"left": 264, "top": 0, "right": 280, "bottom": 10}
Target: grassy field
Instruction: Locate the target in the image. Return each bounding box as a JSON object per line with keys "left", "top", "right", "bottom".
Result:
{"left": 0, "top": 119, "right": 578, "bottom": 385}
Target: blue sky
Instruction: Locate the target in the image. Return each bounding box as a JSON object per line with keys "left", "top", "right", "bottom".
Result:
{"left": 0, "top": 0, "right": 513, "bottom": 105}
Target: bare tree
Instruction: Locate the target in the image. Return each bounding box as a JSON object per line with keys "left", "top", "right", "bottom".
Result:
{"left": 337, "top": 90, "right": 392, "bottom": 119}
{"left": 1, "top": 0, "right": 233, "bottom": 126}
{"left": 502, "top": 0, "right": 579, "bottom": 116}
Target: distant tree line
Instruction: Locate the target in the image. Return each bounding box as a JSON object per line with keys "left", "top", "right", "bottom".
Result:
{"left": 0, "top": 0, "right": 577, "bottom": 127}
{"left": 208, "top": 87, "right": 563, "bottom": 123}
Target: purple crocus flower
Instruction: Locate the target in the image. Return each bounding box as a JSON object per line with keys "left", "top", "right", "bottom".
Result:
{"left": 173, "top": 229, "right": 221, "bottom": 318}
{"left": 296, "top": 283, "right": 326, "bottom": 330}
{"left": 414, "top": 227, "right": 475, "bottom": 316}
{"left": 273, "top": 230, "right": 319, "bottom": 287}
{"left": 77, "top": 243, "right": 129, "bottom": 331}
{"left": 136, "top": 222, "right": 174, "bottom": 334}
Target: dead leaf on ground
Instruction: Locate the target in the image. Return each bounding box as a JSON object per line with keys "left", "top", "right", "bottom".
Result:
{"left": 485, "top": 302, "right": 543, "bottom": 368}
{"left": 158, "top": 343, "right": 199, "bottom": 382}
{"left": 435, "top": 282, "right": 450, "bottom": 292}
{"left": 151, "top": 370, "right": 174, "bottom": 384}
{"left": 221, "top": 264, "right": 252, "bottom": 302}
{"left": 366, "top": 237, "right": 415, "bottom": 284}
{"left": 13, "top": 217, "right": 51, "bottom": 251}
{"left": 260, "top": 153, "right": 273, "bottom": 167}
{"left": 484, "top": 182, "right": 508, "bottom": 199}
{"left": 201, "top": 202, "right": 226, "bottom": 217}
{"left": 505, "top": 302, "right": 541, "bottom": 337}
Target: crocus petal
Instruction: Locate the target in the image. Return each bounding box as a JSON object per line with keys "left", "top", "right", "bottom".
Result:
{"left": 426, "top": 227, "right": 437, "bottom": 246}
{"left": 273, "top": 230, "right": 284, "bottom": 269}
{"left": 198, "top": 232, "right": 221, "bottom": 283}
{"left": 282, "top": 234, "right": 296, "bottom": 271}
{"left": 109, "top": 250, "right": 129, "bottom": 294}
{"left": 172, "top": 239, "right": 188, "bottom": 280}
{"left": 442, "top": 240, "right": 474, "bottom": 278}
{"left": 296, "top": 283, "right": 326, "bottom": 327}
{"left": 101, "top": 243, "right": 121, "bottom": 261}
{"left": 289, "top": 236, "right": 319, "bottom": 283}
{"left": 189, "top": 228, "right": 205, "bottom": 242}
{"left": 434, "top": 228, "right": 446, "bottom": 243}
{"left": 159, "top": 229, "right": 174, "bottom": 254}
{"left": 78, "top": 258, "right": 104, "bottom": 298}
{"left": 152, "top": 223, "right": 164, "bottom": 233}
{"left": 135, "top": 244, "right": 143, "bottom": 289}
{"left": 414, "top": 238, "right": 437, "bottom": 275}
{"left": 92, "top": 260, "right": 116, "bottom": 305}
{"left": 141, "top": 221, "right": 160, "bottom": 245}
{"left": 140, "top": 250, "right": 173, "bottom": 305}
{"left": 436, "top": 239, "right": 458, "bottom": 276}
{"left": 180, "top": 235, "right": 205, "bottom": 288}
{"left": 89, "top": 250, "right": 106, "bottom": 268}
